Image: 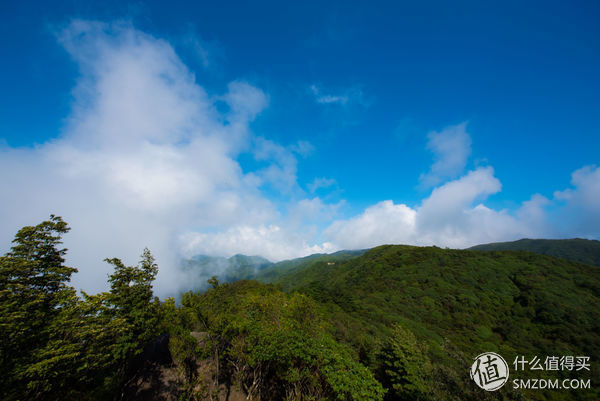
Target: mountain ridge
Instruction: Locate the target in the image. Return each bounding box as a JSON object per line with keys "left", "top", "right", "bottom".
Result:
{"left": 468, "top": 238, "right": 600, "bottom": 267}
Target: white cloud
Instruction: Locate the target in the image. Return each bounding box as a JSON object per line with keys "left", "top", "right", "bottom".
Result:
{"left": 516, "top": 194, "right": 551, "bottom": 234}
{"left": 179, "top": 225, "right": 336, "bottom": 262}
{"left": 290, "top": 140, "right": 314, "bottom": 157}
{"left": 309, "top": 84, "right": 365, "bottom": 106}
{"left": 325, "top": 200, "right": 417, "bottom": 249}
{"left": 220, "top": 80, "right": 269, "bottom": 124}
{"left": 180, "top": 195, "right": 344, "bottom": 263}
{"left": 326, "top": 167, "right": 550, "bottom": 250}
{"left": 420, "top": 122, "right": 472, "bottom": 188}
{"left": 554, "top": 165, "right": 600, "bottom": 237}
{"left": 417, "top": 167, "right": 501, "bottom": 232}
{"left": 251, "top": 137, "right": 303, "bottom": 194}
{"left": 554, "top": 165, "right": 600, "bottom": 211}
{"left": 0, "top": 20, "right": 322, "bottom": 297}
{"left": 316, "top": 94, "right": 349, "bottom": 104}
{"left": 308, "top": 177, "right": 336, "bottom": 193}
{"left": 288, "top": 197, "right": 344, "bottom": 228}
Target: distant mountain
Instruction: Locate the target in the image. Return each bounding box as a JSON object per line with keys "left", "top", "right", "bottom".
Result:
{"left": 468, "top": 238, "right": 600, "bottom": 267}
{"left": 180, "top": 254, "right": 273, "bottom": 290}
{"left": 253, "top": 249, "right": 366, "bottom": 285}
{"left": 180, "top": 250, "right": 366, "bottom": 292}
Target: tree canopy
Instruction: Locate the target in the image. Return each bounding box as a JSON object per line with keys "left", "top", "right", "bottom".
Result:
{"left": 0, "top": 216, "right": 161, "bottom": 400}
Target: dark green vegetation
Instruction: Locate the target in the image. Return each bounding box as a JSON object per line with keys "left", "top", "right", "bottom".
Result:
{"left": 168, "top": 280, "right": 384, "bottom": 400}
{"left": 2, "top": 217, "right": 599, "bottom": 400}
{"left": 469, "top": 238, "right": 600, "bottom": 267}
{"left": 253, "top": 250, "right": 365, "bottom": 285}
{"left": 267, "top": 245, "right": 600, "bottom": 400}
{"left": 0, "top": 216, "right": 162, "bottom": 400}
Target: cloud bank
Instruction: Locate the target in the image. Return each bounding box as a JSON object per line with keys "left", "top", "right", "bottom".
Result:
{"left": 1, "top": 21, "right": 598, "bottom": 298}
{"left": 0, "top": 20, "right": 328, "bottom": 296}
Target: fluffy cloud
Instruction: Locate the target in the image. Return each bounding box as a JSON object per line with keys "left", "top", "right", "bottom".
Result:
{"left": 326, "top": 167, "right": 548, "bottom": 250}
{"left": 250, "top": 137, "right": 303, "bottom": 194}
{"left": 554, "top": 165, "right": 600, "bottom": 237}
{"left": 180, "top": 224, "right": 336, "bottom": 262}
{"left": 325, "top": 200, "right": 417, "bottom": 249}
{"left": 420, "top": 122, "right": 472, "bottom": 188}
{"left": 326, "top": 143, "right": 600, "bottom": 251}
{"left": 0, "top": 20, "right": 324, "bottom": 297}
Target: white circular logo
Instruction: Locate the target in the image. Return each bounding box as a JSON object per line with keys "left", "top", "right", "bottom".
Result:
{"left": 470, "top": 352, "right": 509, "bottom": 391}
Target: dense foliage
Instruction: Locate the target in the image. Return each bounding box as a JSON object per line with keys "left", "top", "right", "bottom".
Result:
{"left": 270, "top": 245, "right": 600, "bottom": 400}
{"left": 469, "top": 238, "right": 600, "bottom": 267}
{"left": 0, "top": 216, "right": 161, "bottom": 400}
{"left": 2, "top": 218, "right": 599, "bottom": 400}
{"left": 0, "top": 218, "right": 381, "bottom": 400}
{"left": 164, "top": 279, "right": 384, "bottom": 400}
{"left": 253, "top": 250, "right": 366, "bottom": 285}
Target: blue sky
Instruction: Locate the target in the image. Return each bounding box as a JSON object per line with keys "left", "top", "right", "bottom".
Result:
{"left": 1, "top": 0, "right": 599, "bottom": 295}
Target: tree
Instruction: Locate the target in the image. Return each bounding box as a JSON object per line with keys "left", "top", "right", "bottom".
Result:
{"left": 178, "top": 281, "right": 385, "bottom": 401}
{"left": 0, "top": 217, "right": 162, "bottom": 400}
{"left": 207, "top": 275, "right": 220, "bottom": 289}
{"left": 0, "top": 215, "right": 77, "bottom": 399}
{"left": 378, "top": 324, "right": 432, "bottom": 401}
{"left": 20, "top": 290, "right": 130, "bottom": 400}
{"left": 106, "top": 248, "right": 161, "bottom": 362}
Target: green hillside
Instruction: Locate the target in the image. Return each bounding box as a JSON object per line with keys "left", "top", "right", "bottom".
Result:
{"left": 269, "top": 245, "right": 600, "bottom": 400}
{"left": 253, "top": 249, "right": 365, "bottom": 284}
{"left": 468, "top": 238, "right": 600, "bottom": 267}
{"left": 179, "top": 250, "right": 365, "bottom": 292}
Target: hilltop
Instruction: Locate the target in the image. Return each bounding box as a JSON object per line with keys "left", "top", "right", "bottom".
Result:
{"left": 468, "top": 238, "right": 600, "bottom": 267}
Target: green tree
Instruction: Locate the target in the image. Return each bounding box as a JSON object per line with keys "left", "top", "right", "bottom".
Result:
{"left": 0, "top": 217, "right": 163, "bottom": 400}
{"left": 178, "top": 280, "right": 385, "bottom": 401}
{"left": 106, "top": 248, "right": 161, "bottom": 362}
{"left": 207, "top": 275, "right": 220, "bottom": 289}
{"left": 0, "top": 215, "right": 77, "bottom": 399}
{"left": 25, "top": 248, "right": 163, "bottom": 400}
{"left": 379, "top": 324, "right": 431, "bottom": 401}
{"left": 21, "top": 290, "right": 130, "bottom": 400}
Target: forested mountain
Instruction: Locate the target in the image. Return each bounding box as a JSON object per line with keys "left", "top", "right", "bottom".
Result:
{"left": 266, "top": 245, "right": 600, "bottom": 400}
{"left": 468, "top": 238, "right": 600, "bottom": 267}
{"left": 253, "top": 249, "right": 365, "bottom": 284}
{"left": 180, "top": 250, "right": 365, "bottom": 291}
{"left": 2, "top": 217, "right": 599, "bottom": 400}
{"left": 184, "top": 237, "right": 600, "bottom": 293}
